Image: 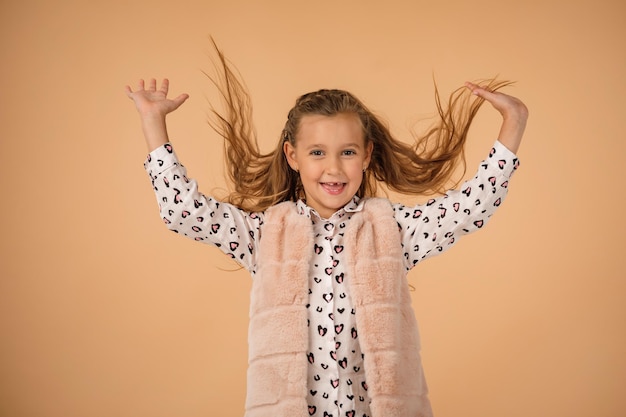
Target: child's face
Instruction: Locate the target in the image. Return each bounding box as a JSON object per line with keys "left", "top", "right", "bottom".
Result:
{"left": 283, "top": 113, "right": 373, "bottom": 219}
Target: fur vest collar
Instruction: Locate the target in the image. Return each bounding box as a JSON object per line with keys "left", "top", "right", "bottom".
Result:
{"left": 245, "top": 198, "right": 433, "bottom": 417}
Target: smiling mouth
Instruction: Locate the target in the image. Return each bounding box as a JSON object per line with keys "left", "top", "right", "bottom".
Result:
{"left": 321, "top": 182, "right": 346, "bottom": 195}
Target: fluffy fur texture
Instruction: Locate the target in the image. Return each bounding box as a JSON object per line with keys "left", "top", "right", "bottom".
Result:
{"left": 246, "top": 198, "right": 432, "bottom": 417}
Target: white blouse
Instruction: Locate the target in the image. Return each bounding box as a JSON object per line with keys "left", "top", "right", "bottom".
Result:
{"left": 144, "top": 140, "right": 519, "bottom": 417}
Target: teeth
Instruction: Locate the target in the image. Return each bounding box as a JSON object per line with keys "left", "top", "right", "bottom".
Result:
{"left": 322, "top": 182, "right": 344, "bottom": 194}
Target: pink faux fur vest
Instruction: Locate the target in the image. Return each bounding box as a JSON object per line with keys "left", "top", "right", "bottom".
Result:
{"left": 245, "top": 198, "right": 433, "bottom": 417}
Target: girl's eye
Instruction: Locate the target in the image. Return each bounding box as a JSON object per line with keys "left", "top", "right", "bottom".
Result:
{"left": 343, "top": 150, "right": 356, "bottom": 156}
{"left": 310, "top": 150, "right": 323, "bottom": 156}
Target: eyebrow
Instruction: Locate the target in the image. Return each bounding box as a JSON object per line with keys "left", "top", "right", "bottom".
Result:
{"left": 304, "top": 142, "right": 363, "bottom": 150}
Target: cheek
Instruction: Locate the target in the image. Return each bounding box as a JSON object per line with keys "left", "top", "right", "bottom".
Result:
{"left": 348, "top": 161, "right": 366, "bottom": 176}
{"left": 299, "top": 164, "right": 320, "bottom": 179}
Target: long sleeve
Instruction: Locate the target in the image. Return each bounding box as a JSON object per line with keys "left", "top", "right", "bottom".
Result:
{"left": 395, "top": 140, "right": 520, "bottom": 270}
{"left": 144, "top": 143, "right": 262, "bottom": 272}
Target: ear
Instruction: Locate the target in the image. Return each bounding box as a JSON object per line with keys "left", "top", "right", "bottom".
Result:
{"left": 283, "top": 141, "right": 299, "bottom": 171}
{"left": 363, "top": 141, "right": 374, "bottom": 170}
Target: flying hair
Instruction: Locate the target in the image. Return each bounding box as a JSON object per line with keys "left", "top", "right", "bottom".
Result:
{"left": 205, "top": 38, "right": 513, "bottom": 213}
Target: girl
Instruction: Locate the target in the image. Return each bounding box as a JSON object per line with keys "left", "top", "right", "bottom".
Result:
{"left": 126, "top": 50, "right": 527, "bottom": 417}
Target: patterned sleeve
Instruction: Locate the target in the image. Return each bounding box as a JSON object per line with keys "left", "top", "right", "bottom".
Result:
{"left": 395, "top": 140, "right": 520, "bottom": 270}
{"left": 143, "top": 143, "right": 262, "bottom": 272}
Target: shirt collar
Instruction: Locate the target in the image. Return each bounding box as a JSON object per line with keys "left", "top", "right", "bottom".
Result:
{"left": 296, "top": 195, "right": 365, "bottom": 220}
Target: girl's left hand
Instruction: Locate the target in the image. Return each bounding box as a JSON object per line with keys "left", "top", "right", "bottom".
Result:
{"left": 465, "top": 82, "right": 528, "bottom": 154}
{"left": 465, "top": 82, "right": 528, "bottom": 124}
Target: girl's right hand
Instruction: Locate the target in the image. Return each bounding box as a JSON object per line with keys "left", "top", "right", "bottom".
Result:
{"left": 125, "top": 79, "right": 189, "bottom": 152}
{"left": 125, "top": 78, "right": 189, "bottom": 119}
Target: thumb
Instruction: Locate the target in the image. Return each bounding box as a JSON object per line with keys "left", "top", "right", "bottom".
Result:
{"left": 171, "top": 93, "right": 190, "bottom": 110}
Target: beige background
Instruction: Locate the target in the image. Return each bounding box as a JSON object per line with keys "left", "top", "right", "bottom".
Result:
{"left": 1, "top": 0, "right": 625, "bottom": 416}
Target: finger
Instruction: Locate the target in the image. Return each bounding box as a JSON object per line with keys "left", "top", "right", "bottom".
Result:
{"left": 148, "top": 78, "right": 157, "bottom": 91}
{"left": 138, "top": 79, "right": 145, "bottom": 90}
{"left": 464, "top": 81, "right": 484, "bottom": 95}
{"left": 160, "top": 78, "right": 170, "bottom": 95}
{"left": 124, "top": 85, "right": 134, "bottom": 98}
{"left": 465, "top": 82, "right": 495, "bottom": 101}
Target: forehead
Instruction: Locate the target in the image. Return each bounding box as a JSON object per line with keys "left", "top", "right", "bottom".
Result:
{"left": 296, "top": 113, "right": 365, "bottom": 145}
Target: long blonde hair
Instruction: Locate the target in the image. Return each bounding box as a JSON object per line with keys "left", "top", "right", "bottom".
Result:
{"left": 207, "top": 41, "right": 512, "bottom": 212}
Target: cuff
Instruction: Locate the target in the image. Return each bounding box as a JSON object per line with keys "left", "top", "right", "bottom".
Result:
{"left": 143, "top": 143, "right": 179, "bottom": 174}
{"left": 489, "top": 140, "right": 520, "bottom": 179}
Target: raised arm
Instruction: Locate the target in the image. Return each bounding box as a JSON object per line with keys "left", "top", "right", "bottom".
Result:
{"left": 465, "top": 82, "right": 528, "bottom": 154}
{"left": 125, "top": 78, "right": 189, "bottom": 152}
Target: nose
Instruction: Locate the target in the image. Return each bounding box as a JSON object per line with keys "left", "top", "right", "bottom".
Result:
{"left": 325, "top": 155, "right": 342, "bottom": 175}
